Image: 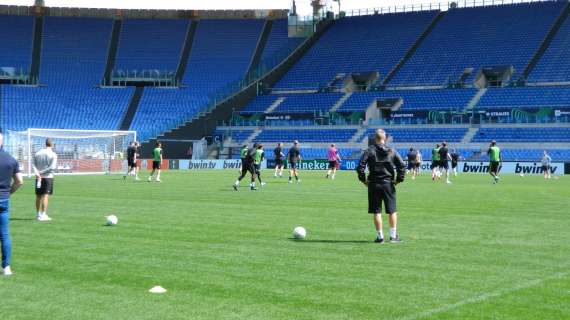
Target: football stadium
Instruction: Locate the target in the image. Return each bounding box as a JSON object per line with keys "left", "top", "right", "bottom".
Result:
{"left": 0, "top": 0, "right": 569, "bottom": 318}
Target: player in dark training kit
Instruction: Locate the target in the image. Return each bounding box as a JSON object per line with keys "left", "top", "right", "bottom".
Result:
{"left": 406, "top": 148, "right": 418, "bottom": 180}
{"left": 450, "top": 148, "right": 461, "bottom": 177}
{"left": 233, "top": 144, "right": 258, "bottom": 191}
{"left": 357, "top": 129, "right": 405, "bottom": 244}
{"left": 288, "top": 141, "right": 301, "bottom": 183}
{"left": 273, "top": 143, "right": 285, "bottom": 178}
{"left": 124, "top": 141, "right": 140, "bottom": 181}
{"left": 438, "top": 142, "right": 452, "bottom": 184}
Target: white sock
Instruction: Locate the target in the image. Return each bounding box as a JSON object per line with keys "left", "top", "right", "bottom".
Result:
{"left": 234, "top": 180, "right": 239, "bottom": 186}
{"left": 37, "top": 211, "right": 42, "bottom": 217}
{"left": 390, "top": 228, "right": 397, "bottom": 239}
{"left": 377, "top": 230, "right": 384, "bottom": 239}
{"left": 331, "top": 174, "right": 335, "bottom": 179}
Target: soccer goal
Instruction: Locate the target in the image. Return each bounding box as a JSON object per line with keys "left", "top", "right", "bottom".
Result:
{"left": 4, "top": 129, "right": 137, "bottom": 177}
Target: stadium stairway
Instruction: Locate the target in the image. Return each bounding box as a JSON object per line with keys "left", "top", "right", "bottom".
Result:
{"left": 465, "top": 88, "right": 488, "bottom": 110}
{"left": 349, "top": 127, "right": 367, "bottom": 143}
{"left": 30, "top": 16, "right": 43, "bottom": 80}
{"left": 174, "top": 20, "right": 198, "bottom": 82}
{"left": 383, "top": 11, "right": 446, "bottom": 86}
{"left": 243, "top": 128, "right": 262, "bottom": 146}
{"left": 521, "top": 1, "right": 570, "bottom": 81}
{"left": 329, "top": 92, "right": 353, "bottom": 113}
{"left": 264, "top": 96, "right": 285, "bottom": 113}
{"left": 461, "top": 127, "right": 479, "bottom": 143}
{"left": 102, "top": 19, "right": 122, "bottom": 85}
{"left": 245, "top": 19, "right": 273, "bottom": 77}
{"left": 119, "top": 86, "right": 144, "bottom": 131}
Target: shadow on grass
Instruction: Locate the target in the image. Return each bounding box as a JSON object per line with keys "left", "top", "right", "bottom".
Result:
{"left": 288, "top": 238, "right": 371, "bottom": 244}
{"left": 9, "top": 218, "right": 35, "bottom": 221}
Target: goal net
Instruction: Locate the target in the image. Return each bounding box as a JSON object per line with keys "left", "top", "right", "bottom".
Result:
{"left": 4, "top": 129, "right": 137, "bottom": 177}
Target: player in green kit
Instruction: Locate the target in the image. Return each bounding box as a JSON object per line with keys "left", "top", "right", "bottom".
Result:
{"left": 487, "top": 140, "right": 501, "bottom": 184}
{"left": 431, "top": 144, "right": 441, "bottom": 181}
{"left": 149, "top": 142, "right": 163, "bottom": 182}
{"left": 253, "top": 144, "right": 266, "bottom": 187}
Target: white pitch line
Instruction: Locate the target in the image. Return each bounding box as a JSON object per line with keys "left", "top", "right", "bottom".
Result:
{"left": 398, "top": 272, "right": 568, "bottom": 320}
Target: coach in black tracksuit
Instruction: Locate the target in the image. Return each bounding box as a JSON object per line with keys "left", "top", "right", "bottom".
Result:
{"left": 357, "top": 129, "right": 406, "bottom": 244}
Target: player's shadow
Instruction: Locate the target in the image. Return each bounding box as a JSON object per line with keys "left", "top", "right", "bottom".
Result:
{"left": 10, "top": 218, "right": 35, "bottom": 221}
{"left": 288, "top": 238, "right": 371, "bottom": 244}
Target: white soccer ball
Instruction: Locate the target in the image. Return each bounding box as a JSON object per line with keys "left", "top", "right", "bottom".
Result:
{"left": 106, "top": 215, "right": 118, "bottom": 226}
{"left": 293, "top": 226, "right": 306, "bottom": 240}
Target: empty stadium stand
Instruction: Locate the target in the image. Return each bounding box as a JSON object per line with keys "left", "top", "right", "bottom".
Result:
{"left": 254, "top": 128, "right": 357, "bottom": 143}
{"left": 476, "top": 86, "right": 570, "bottom": 109}
{"left": 0, "top": 15, "right": 34, "bottom": 72}
{"left": 389, "top": 2, "right": 565, "bottom": 86}
{"left": 528, "top": 7, "right": 570, "bottom": 83}
{"left": 274, "top": 11, "right": 438, "bottom": 90}
{"left": 472, "top": 127, "right": 570, "bottom": 142}
{"left": 240, "top": 92, "right": 344, "bottom": 114}
{"left": 115, "top": 18, "right": 189, "bottom": 73}
{"left": 338, "top": 89, "right": 477, "bottom": 112}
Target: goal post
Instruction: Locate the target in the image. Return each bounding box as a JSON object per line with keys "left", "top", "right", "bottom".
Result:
{"left": 4, "top": 129, "right": 137, "bottom": 177}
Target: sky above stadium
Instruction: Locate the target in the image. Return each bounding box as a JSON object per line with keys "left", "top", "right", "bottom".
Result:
{"left": 0, "top": 0, "right": 436, "bottom": 15}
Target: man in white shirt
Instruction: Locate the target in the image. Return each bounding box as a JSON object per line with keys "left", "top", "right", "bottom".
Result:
{"left": 33, "top": 138, "right": 57, "bottom": 222}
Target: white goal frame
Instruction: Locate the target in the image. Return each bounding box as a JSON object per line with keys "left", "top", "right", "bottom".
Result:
{"left": 5, "top": 128, "right": 137, "bottom": 177}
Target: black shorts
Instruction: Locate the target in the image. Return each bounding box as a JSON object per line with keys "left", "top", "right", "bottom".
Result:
{"left": 542, "top": 165, "right": 550, "bottom": 172}
{"left": 451, "top": 161, "right": 458, "bottom": 169}
{"left": 289, "top": 161, "right": 298, "bottom": 170}
{"left": 152, "top": 161, "right": 161, "bottom": 170}
{"left": 328, "top": 161, "right": 338, "bottom": 169}
{"left": 254, "top": 164, "right": 261, "bottom": 173}
{"left": 440, "top": 160, "right": 449, "bottom": 170}
{"left": 128, "top": 158, "right": 137, "bottom": 168}
{"left": 415, "top": 162, "right": 421, "bottom": 169}
{"left": 368, "top": 182, "right": 397, "bottom": 214}
{"left": 35, "top": 178, "right": 54, "bottom": 196}
{"left": 489, "top": 161, "right": 500, "bottom": 173}
{"left": 430, "top": 161, "right": 438, "bottom": 169}
{"left": 241, "top": 161, "right": 255, "bottom": 175}
{"left": 275, "top": 159, "right": 284, "bottom": 167}
{"left": 407, "top": 162, "right": 416, "bottom": 170}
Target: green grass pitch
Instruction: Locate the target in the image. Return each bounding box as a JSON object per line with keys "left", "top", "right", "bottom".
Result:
{"left": 0, "top": 170, "right": 569, "bottom": 319}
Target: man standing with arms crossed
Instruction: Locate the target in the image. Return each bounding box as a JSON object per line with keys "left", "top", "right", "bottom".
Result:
{"left": 0, "top": 133, "right": 24, "bottom": 275}
{"left": 357, "top": 129, "right": 405, "bottom": 244}
{"left": 487, "top": 140, "right": 501, "bottom": 184}
{"left": 33, "top": 138, "right": 57, "bottom": 222}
